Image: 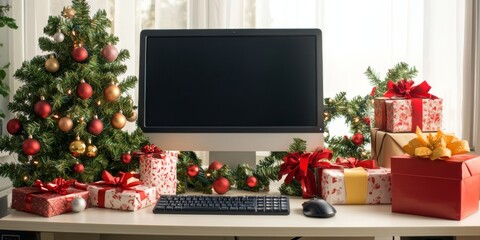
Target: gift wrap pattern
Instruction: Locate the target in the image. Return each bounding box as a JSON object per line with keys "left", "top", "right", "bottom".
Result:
{"left": 140, "top": 151, "right": 178, "bottom": 198}
{"left": 321, "top": 168, "right": 391, "bottom": 205}
{"left": 385, "top": 98, "right": 442, "bottom": 133}
{"left": 12, "top": 187, "right": 89, "bottom": 217}
{"left": 88, "top": 185, "right": 156, "bottom": 211}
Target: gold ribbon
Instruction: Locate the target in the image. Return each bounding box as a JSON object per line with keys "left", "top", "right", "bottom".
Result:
{"left": 344, "top": 167, "right": 368, "bottom": 204}
{"left": 403, "top": 127, "right": 470, "bottom": 160}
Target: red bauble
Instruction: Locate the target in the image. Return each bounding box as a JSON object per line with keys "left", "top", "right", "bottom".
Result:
{"left": 22, "top": 137, "right": 41, "bottom": 155}
{"left": 72, "top": 46, "right": 88, "bottom": 62}
{"left": 187, "top": 165, "right": 200, "bottom": 178}
{"left": 74, "top": 163, "right": 85, "bottom": 173}
{"left": 87, "top": 117, "right": 104, "bottom": 136}
{"left": 213, "top": 177, "right": 230, "bottom": 195}
{"left": 77, "top": 80, "right": 93, "bottom": 100}
{"left": 34, "top": 100, "right": 52, "bottom": 119}
{"left": 208, "top": 161, "right": 223, "bottom": 171}
{"left": 121, "top": 153, "right": 132, "bottom": 164}
{"left": 102, "top": 44, "right": 119, "bottom": 62}
{"left": 246, "top": 176, "right": 258, "bottom": 188}
{"left": 7, "top": 118, "right": 23, "bottom": 135}
{"left": 351, "top": 133, "right": 364, "bottom": 146}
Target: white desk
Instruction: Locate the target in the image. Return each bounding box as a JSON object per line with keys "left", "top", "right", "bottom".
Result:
{"left": 1, "top": 195, "right": 480, "bottom": 240}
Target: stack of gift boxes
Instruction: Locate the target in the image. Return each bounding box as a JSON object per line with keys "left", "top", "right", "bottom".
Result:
{"left": 370, "top": 79, "right": 480, "bottom": 220}
{"left": 314, "top": 79, "right": 480, "bottom": 220}
{"left": 11, "top": 144, "right": 178, "bottom": 217}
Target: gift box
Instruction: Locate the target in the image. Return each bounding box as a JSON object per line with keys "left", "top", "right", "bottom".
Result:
{"left": 373, "top": 80, "right": 442, "bottom": 133}
{"left": 12, "top": 186, "right": 89, "bottom": 217}
{"left": 385, "top": 98, "right": 442, "bottom": 133}
{"left": 321, "top": 167, "right": 391, "bottom": 205}
{"left": 88, "top": 171, "right": 156, "bottom": 211}
{"left": 391, "top": 154, "right": 480, "bottom": 220}
{"left": 139, "top": 150, "right": 178, "bottom": 199}
{"left": 371, "top": 128, "right": 419, "bottom": 167}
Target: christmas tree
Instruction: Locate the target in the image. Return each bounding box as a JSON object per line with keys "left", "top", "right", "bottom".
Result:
{"left": 0, "top": 0, "right": 147, "bottom": 187}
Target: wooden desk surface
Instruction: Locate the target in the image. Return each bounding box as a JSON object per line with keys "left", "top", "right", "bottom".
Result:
{"left": 1, "top": 196, "right": 480, "bottom": 238}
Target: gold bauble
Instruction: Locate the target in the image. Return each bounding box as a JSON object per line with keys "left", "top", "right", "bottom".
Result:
{"left": 111, "top": 111, "right": 127, "bottom": 129}
{"left": 126, "top": 111, "right": 138, "bottom": 122}
{"left": 58, "top": 116, "right": 73, "bottom": 132}
{"left": 45, "top": 55, "right": 60, "bottom": 73}
{"left": 69, "top": 136, "right": 86, "bottom": 157}
{"left": 104, "top": 82, "right": 121, "bottom": 102}
{"left": 85, "top": 139, "right": 98, "bottom": 158}
{"left": 62, "top": 6, "right": 76, "bottom": 19}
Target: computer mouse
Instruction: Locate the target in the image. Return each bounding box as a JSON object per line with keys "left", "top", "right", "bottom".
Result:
{"left": 302, "top": 198, "right": 336, "bottom": 218}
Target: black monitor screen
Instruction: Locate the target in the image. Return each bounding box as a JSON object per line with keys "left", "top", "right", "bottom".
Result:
{"left": 139, "top": 29, "right": 323, "bottom": 133}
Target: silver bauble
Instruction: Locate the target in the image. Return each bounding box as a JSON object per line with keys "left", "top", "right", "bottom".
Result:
{"left": 53, "top": 31, "right": 65, "bottom": 43}
{"left": 71, "top": 197, "right": 87, "bottom": 212}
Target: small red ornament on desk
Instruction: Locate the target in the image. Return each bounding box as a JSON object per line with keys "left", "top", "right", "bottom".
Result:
{"left": 213, "top": 177, "right": 230, "bottom": 195}
{"left": 246, "top": 176, "right": 258, "bottom": 188}
{"left": 208, "top": 161, "right": 223, "bottom": 171}
{"left": 187, "top": 164, "right": 200, "bottom": 178}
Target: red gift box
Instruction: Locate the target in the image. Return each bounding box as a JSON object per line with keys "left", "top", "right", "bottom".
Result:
{"left": 391, "top": 154, "right": 480, "bottom": 220}
{"left": 11, "top": 187, "right": 89, "bottom": 217}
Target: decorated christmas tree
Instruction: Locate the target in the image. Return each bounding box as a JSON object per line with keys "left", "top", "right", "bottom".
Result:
{"left": 0, "top": 0, "right": 147, "bottom": 187}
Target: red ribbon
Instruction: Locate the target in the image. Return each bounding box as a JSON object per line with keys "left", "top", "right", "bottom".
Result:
{"left": 134, "top": 144, "right": 165, "bottom": 159}
{"left": 383, "top": 79, "right": 438, "bottom": 99}
{"left": 93, "top": 171, "right": 147, "bottom": 208}
{"left": 33, "top": 177, "right": 75, "bottom": 195}
{"left": 335, "top": 158, "right": 379, "bottom": 169}
{"left": 278, "top": 148, "right": 333, "bottom": 198}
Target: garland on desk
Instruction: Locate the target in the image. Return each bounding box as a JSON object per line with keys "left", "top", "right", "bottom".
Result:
{"left": 176, "top": 139, "right": 307, "bottom": 195}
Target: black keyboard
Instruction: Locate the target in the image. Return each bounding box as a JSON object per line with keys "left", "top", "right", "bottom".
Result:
{"left": 153, "top": 195, "right": 290, "bottom": 215}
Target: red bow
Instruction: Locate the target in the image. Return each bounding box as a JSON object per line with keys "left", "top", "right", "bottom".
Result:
{"left": 33, "top": 177, "right": 75, "bottom": 195}
{"left": 95, "top": 170, "right": 143, "bottom": 190}
{"left": 141, "top": 144, "right": 162, "bottom": 154}
{"left": 383, "top": 79, "right": 437, "bottom": 99}
{"left": 134, "top": 144, "right": 164, "bottom": 159}
{"left": 335, "top": 158, "right": 378, "bottom": 169}
{"left": 278, "top": 148, "right": 333, "bottom": 198}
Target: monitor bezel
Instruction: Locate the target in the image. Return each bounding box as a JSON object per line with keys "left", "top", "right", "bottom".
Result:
{"left": 138, "top": 28, "right": 323, "bottom": 133}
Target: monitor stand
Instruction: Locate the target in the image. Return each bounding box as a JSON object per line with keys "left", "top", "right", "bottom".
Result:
{"left": 209, "top": 151, "right": 257, "bottom": 168}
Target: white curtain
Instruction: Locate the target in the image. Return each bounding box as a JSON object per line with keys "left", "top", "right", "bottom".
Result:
{"left": 8, "top": 0, "right": 469, "bottom": 142}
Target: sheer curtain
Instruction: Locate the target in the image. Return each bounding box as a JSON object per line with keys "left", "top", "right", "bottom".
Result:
{"left": 8, "top": 0, "right": 469, "bottom": 144}
{"left": 175, "top": 0, "right": 466, "bottom": 139}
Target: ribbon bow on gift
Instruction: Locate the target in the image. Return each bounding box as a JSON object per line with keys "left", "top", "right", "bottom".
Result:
{"left": 134, "top": 144, "right": 164, "bottom": 159}
{"left": 278, "top": 148, "right": 333, "bottom": 198}
{"left": 33, "top": 177, "right": 75, "bottom": 195}
{"left": 96, "top": 170, "right": 144, "bottom": 190}
{"left": 335, "top": 158, "right": 379, "bottom": 169}
{"left": 384, "top": 79, "right": 438, "bottom": 99}
{"left": 403, "top": 127, "right": 470, "bottom": 160}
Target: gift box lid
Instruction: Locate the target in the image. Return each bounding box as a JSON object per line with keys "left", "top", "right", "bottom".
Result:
{"left": 391, "top": 154, "right": 480, "bottom": 180}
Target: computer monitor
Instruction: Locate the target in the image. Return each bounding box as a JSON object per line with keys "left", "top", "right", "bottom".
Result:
{"left": 138, "top": 29, "right": 324, "bottom": 160}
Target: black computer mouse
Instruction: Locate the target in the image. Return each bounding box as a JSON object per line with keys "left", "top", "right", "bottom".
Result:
{"left": 302, "top": 198, "right": 336, "bottom": 218}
